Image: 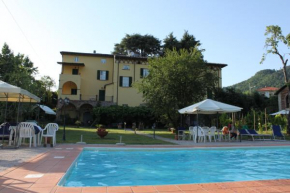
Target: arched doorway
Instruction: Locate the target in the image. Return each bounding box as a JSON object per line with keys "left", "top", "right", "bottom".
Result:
{"left": 79, "top": 104, "right": 93, "bottom": 126}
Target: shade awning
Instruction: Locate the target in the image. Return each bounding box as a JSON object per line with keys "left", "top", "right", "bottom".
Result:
{"left": 178, "top": 99, "right": 243, "bottom": 114}
{"left": 37, "top": 104, "right": 56, "bottom": 115}
{"left": 0, "top": 80, "right": 40, "bottom": 103}
{"left": 270, "top": 109, "right": 289, "bottom": 115}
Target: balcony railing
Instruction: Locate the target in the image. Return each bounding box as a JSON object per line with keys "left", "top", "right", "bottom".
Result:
{"left": 80, "top": 95, "right": 113, "bottom": 102}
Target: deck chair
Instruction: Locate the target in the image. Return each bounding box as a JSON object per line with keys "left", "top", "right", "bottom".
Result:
{"left": 238, "top": 129, "right": 255, "bottom": 141}
{"left": 247, "top": 129, "right": 272, "bottom": 140}
{"left": 272, "top": 125, "right": 285, "bottom": 140}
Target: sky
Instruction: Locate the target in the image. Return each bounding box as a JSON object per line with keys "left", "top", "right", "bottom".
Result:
{"left": 0, "top": 0, "right": 289, "bottom": 91}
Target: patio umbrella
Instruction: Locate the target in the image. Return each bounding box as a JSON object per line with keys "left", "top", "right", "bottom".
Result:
{"left": 178, "top": 99, "right": 242, "bottom": 114}
{"left": 0, "top": 80, "right": 40, "bottom": 145}
{"left": 178, "top": 99, "right": 243, "bottom": 142}
{"left": 270, "top": 109, "right": 289, "bottom": 116}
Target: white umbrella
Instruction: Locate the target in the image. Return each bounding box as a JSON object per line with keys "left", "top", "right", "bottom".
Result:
{"left": 178, "top": 99, "right": 242, "bottom": 143}
{"left": 270, "top": 109, "right": 289, "bottom": 116}
{"left": 178, "top": 99, "right": 243, "bottom": 114}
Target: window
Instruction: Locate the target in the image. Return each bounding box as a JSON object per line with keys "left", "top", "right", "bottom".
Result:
{"left": 140, "top": 68, "right": 149, "bottom": 78}
{"left": 101, "top": 59, "right": 106, "bottom": 64}
{"left": 74, "top": 57, "right": 79, "bottom": 62}
{"left": 71, "top": 89, "right": 77, "bottom": 95}
{"left": 119, "top": 76, "right": 132, "bottom": 87}
{"left": 97, "top": 70, "right": 109, "bottom": 80}
{"left": 72, "top": 69, "right": 79, "bottom": 75}
{"left": 122, "top": 65, "right": 130, "bottom": 70}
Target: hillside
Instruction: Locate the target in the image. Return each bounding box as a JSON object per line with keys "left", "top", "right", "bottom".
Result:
{"left": 227, "top": 66, "right": 290, "bottom": 92}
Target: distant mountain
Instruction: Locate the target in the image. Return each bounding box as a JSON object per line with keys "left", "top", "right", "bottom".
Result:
{"left": 226, "top": 66, "right": 290, "bottom": 92}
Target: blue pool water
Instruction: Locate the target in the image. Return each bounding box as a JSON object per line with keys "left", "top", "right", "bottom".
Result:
{"left": 59, "top": 147, "right": 290, "bottom": 187}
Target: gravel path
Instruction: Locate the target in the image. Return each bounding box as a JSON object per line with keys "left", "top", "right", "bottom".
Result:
{"left": 0, "top": 147, "right": 49, "bottom": 172}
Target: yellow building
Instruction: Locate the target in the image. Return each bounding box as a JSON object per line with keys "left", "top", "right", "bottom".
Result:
{"left": 57, "top": 51, "right": 227, "bottom": 125}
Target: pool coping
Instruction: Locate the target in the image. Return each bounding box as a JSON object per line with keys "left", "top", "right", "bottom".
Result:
{"left": 1, "top": 144, "right": 290, "bottom": 193}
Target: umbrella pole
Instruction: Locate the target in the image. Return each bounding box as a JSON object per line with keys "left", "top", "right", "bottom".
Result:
{"left": 16, "top": 94, "right": 21, "bottom": 123}
{"left": 196, "top": 112, "right": 199, "bottom": 143}
{"left": 2, "top": 95, "right": 8, "bottom": 145}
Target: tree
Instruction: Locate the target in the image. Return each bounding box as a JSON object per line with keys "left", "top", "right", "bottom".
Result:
{"left": 260, "top": 25, "right": 290, "bottom": 134}
{"left": 180, "top": 30, "right": 200, "bottom": 51}
{"left": 112, "top": 34, "right": 161, "bottom": 57}
{"left": 163, "top": 31, "right": 201, "bottom": 52}
{"left": 135, "top": 48, "right": 218, "bottom": 128}
{"left": 163, "top": 32, "right": 180, "bottom": 51}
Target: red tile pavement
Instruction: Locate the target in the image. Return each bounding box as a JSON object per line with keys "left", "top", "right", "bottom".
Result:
{"left": 1, "top": 144, "right": 290, "bottom": 193}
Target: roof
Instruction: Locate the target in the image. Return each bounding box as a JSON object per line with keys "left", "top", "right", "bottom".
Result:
{"left": 57, "top": 62, "right": 85, "bottom": 66}
{"left": 275, "top": 85, "right": 287, "bottom": 95}
{"left": 59, "top": 51, "right": 227, "bottom": 68}
{"left": 60, "top": 51, "right": 114, "bottom": 58}
{"left": 0, "top": 80, "right": 40, "bottom": 103}
{"left": 257, "top": 87, "right": 279, "bottom": 92}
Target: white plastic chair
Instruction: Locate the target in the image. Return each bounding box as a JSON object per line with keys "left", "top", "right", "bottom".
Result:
{"left": 202, "top": 126, "right": 210, "bottom": 142}
{"left": 177, "top": 130, "right": 186, "bottom": 140}
{"left": 188, "top": 126, "right": 194, "bottom": 140}
{"left": 17, "top": 122, "right": 36, "bottom": 148}
{"left": 193, "top": 126, "right": 205, "bottom": 143}
{"left": 41, "top": 123, "right": 59, "bottom": 146}
{"left": 208, "top": 126, "right": 217, "bottom": 142}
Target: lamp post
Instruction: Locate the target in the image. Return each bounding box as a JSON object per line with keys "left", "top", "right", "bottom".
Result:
{"left": 59, "top": 97, "right": 70, "bottom": 141}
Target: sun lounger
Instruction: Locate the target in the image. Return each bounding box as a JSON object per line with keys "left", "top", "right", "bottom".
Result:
{"left": 272, "top": 125, "right": 285, "bottom": 140}
{"left": 246, "top": 129, "right": 272, "bottom": 140}
{"left": 238, "top": 129, "right": 255, "bottom": 141}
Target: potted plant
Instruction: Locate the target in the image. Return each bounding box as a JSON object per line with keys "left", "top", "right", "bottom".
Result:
{"left": 96, "top": 124, "right": 108, "bottom": 138}
{"left": 75, "top": 120, "right": 81, "bottom": 128}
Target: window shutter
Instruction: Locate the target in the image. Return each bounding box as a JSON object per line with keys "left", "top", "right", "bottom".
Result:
{"left": 140, "top": 68, "right": 144, "bottom": 78}
{"left": 106, "top": 71, "right": 109, "bottom": 80}
{"left": 97, "top": 70, "right": 100, "bottom": 80}
{"left": 119, "top": 76, "right": 123, "bottom": 87}
{"left": 129, "top": 77, "right": 132, "bottom": 87}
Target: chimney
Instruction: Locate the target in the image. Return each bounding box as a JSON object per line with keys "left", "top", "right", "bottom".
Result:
{"left": 93, "top": 50, "right": 96, "bottom": 54}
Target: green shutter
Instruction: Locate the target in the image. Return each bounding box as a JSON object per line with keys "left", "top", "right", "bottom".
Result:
{"left": 97, "top": 70, "right": 100, "bottom": 80}
{"left": 119, "top": 76, "right": 123, "bottom": 86}
{"left": 140, "top": 68, "right": 143, "bottom": 78}
{"left": 129, "top": 77, "right": 132, "bottom": 87}
{"left": 106, "top": 71, "right": 109, "bottom": 80}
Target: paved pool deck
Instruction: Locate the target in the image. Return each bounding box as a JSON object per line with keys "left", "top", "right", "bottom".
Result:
{"left": 1, "top": 142, "right": 290, "bottom": 193}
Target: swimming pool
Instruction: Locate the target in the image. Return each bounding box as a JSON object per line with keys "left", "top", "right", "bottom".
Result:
{"left": 58, "top": 147, "right": 290, "bottom": 187}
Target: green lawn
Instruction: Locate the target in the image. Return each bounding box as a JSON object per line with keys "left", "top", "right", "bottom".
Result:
{"left": 139, "top": 129, "right": 178, "bottom": 140}
{"left": 55, "top": 126, "right": 174, "bottom": 145}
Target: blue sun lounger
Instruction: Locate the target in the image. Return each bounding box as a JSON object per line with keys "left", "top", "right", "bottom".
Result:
{"left": 272, "top": 125, "right": 285, "bottom": 140}
{"left": 238, "top": 129, "right": 255, "bottom": 142}
{"left": 246, "top": 129, "right": 272, "bottom": 140}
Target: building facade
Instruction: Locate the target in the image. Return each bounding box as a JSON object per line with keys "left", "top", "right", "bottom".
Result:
{"left": 257, "top": 87, "right": 279, "bottom": 98}
{"left": 57, "top": 51, "right": 227, "bottom": 125}
{"left": 275, "top": 85, "right": 289, "bottom": 111}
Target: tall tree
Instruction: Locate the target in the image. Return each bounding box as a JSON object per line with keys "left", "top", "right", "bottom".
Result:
{"left": 260, "top": 25, "right": 290, "bottom": 133}
{"left": 180, "top": 30, "right": 200, "bottom": 51}
{"left": 163, "top": 32, "right": 180, "bottom": 51}
{"left": 113, "top": 34, "right": 161, "bottom": 57}
{"left": 135, "top": 48, "right": 218, "bottom": 128}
